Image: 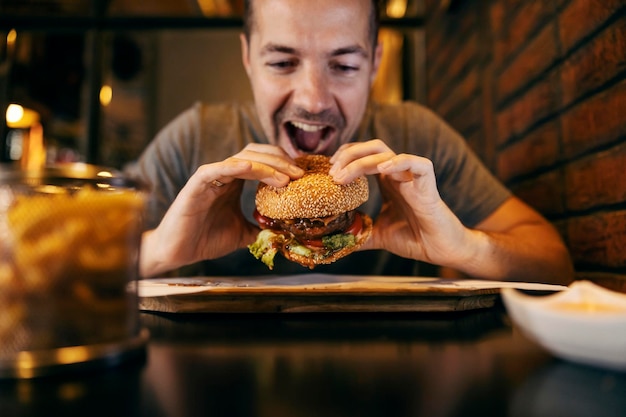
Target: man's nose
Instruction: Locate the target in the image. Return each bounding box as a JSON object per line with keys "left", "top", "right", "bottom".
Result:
{"left": 292, "top": 66, "right": 333, "bottom": 114}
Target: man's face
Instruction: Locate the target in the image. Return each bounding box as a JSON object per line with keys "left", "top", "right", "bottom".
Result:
{"left": 241, "top": 0, "right": 381, "bottom": 158}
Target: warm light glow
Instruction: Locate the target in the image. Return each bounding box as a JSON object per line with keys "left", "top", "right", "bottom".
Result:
{"left": 371, "top": 29, "right": 404, "bottom": 104}
{"left": 15, "top": 351, "right": 37, "bottom": 378}
{"left": 7, "top": 29, "right": 17, "bottom": 46}
{"left": 386, "top": 0, "right": 407, "bottom": 18}
{"left": 100, "top": 85, "right": 113, "bottom": 106}
{"left": 6, "top": 104, "right": 40, "bottom": 128}
{"left": 56, "top": 346, "right": 90, "bottom": 364}
{"left": 6, "top": 103, "right": 24, "bottom": 124}
{"left": 58, "top": 383, "right": 85, "bottom": 401}
{"left": 196, "top": 0, "right": 234, "bottom": 17}
{"left": 21, "top": 122, "right": 46, "bottom": 170}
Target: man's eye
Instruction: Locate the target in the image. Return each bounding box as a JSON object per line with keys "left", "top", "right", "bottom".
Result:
{"left": 267, "top": 61, "right": 296, "bottom": 70}
{"left": 332, "top": 63, "right": 359, "bottom": 74}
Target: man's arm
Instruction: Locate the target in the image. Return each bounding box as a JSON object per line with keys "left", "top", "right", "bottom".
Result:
{"left": 330, "top": 141, "right": 574, "bottom": 286}
{"left": 445, "top": 196, "right": 574, "bottom": 285}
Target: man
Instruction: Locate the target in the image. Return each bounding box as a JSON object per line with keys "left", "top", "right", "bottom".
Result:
{"left": 131, "top": 0, "right": 573, "bottom": 284}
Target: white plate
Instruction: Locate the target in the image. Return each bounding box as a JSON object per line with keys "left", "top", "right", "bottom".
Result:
{"left": 502, "top": 280, "right": 626, "bottom": 371}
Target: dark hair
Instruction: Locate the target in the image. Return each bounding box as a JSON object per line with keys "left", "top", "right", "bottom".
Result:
{"left": 243, "top": 0, "right": 381, "bottom": 51}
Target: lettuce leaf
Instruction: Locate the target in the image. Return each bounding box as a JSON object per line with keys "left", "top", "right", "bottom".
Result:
{"left": 248, "top": 229, "right": 283, "bottom": 270}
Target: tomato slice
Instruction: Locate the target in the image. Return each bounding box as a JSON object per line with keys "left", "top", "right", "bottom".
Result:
{"left": 302, "top": 212, "right": 363, "bottom": 248}
{"left": 253, "top": 209, "right": 277, "bottom": 229}
{"left": 345, "top": 212, "right": 363, "bottom": 236}
{"left": 301, "top": 237, "right": 325, "bottom": 248}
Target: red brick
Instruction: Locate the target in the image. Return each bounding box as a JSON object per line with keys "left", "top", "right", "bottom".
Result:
{"left": 495, "top": 71, "right": 560, "bottom": 145}
{"left": 560, "top": 17, "right": 626, "bottom": 107}
{"left": 425, "top": 10, "right": 448, "bottom": 61}
{"left": 448, "top": 31, "right": 478, "bottom": 79}
{"left": 427, "top": 81, "right": 445, "bottom": 109}
{"left": 561, "top": 78, "right": 626, "bottom": 158}
{"left": 505, "top": 0, "right": 529, "bottom": 11}
{"left": 558, "top": 0, "right": 625, "bottom": 53}
{"left": 426, "top": 27, "right": 453, "bottom": 78}
{"left": 447, "top": 95, "right": 481, "bottom": 136}
{"left": 568, "top": 211, "right": 626, "bottom": 268}
{"left": 436, "top": 68, "right": 480, "bottom": 117}
{"left": 509, "top": 169, "right": 565, "bottom": 216}
{"left": 497, "top": 23, "right": 559, "bottom": 103}
{"left": 489, "top": 1, "right": 506, "bottom": 39}
{"left": 428, "top": 36, "right": 478, "bottom": 107}
{"left": 427, "top": 35, "right": 456, "bottom": 93}
{"left": 428, "top": 35, "right": 477, "bottom": 90}
{"left": 426, "top": 10, "right": 478, "bottom": 86}
{"left": 565, "top": 143, "right": 626, "bottom": 212}
{"left": 494, "top": 1, "right": 554, "bottom": 68}
{"left": 480, "top": 64, "right": 497, "bottom": 172}
{"left": 497, "top": 120, "right": 561, "bottom": 182}
{"left": 428, "top": 36, "right": 480, "bottom": 108}
{"left": 424, "top": 0, "right": 441, "bottom": 17}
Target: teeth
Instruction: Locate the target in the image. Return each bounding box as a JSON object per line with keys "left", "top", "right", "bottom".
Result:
{"left": 291, "top": 121, "right": 325, "bottom": 132}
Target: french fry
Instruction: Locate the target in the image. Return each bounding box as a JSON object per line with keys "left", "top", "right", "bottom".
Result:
{"left": 0, "top": 186, "right": 145, "bottom": 354}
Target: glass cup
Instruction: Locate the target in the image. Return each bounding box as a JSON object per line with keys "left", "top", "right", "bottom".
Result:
{"left": 0, "top": 163, "right": 148, "bottom": 378}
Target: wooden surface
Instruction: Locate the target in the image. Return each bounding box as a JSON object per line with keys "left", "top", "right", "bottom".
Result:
{"left": 139, "top": 292, "right": 500, "bottom": 313}
{"left": 137, "top": 275, "right": 565, "bottom": 314}
{"left": 6, "top": 307, "right": 625, "bottom": 417}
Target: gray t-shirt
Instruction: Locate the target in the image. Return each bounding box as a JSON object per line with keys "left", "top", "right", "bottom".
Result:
{"left": 128, "top": 100, "right": 510, "bottom": 276}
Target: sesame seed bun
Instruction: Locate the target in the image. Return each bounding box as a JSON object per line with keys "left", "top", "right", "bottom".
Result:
{"left": 255, "top": 155, "right": 369, "bottom": 219}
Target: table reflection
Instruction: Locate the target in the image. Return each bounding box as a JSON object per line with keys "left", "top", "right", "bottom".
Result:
{"left": 511, "top": 360, "right": 626, "bottom": 417}
{"left": 140, "top": 310, "right": 516, "bottom": 417}
{"left": 2, "top": 309, "right": 625, "bottom": 417}
{"left": 0, "top": 359, "right": 144, "bottom": 417}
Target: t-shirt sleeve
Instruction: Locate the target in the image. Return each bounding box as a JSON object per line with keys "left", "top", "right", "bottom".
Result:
{"left": 432, "top": 125, "right": 511, "bottom": 227}
{"left": 124, "top": 102, "right": 258, "bottom": 231}
{"left": 124, "top": 104, "right": 202, "bottom": 229}
{"left": 376, "top": 102, "right": 511, "bottom": 227}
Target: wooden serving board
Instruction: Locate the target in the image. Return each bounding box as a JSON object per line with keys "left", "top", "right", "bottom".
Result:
{"left": 136, "top": 274, "right": 566, "bottom": 314}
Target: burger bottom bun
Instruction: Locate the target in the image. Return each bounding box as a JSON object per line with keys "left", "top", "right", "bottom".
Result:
{"left": 282, "top": 213, "right": 373, "bottom": 269}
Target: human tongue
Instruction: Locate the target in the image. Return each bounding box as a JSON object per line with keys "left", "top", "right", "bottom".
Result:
{"left": 293, "top": 128, "right": 323, "bottom": 152}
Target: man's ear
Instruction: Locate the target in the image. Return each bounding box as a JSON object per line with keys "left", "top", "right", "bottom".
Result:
{"left": 370, "top": 41, "right": 383, "bottom": 85}
{"left": 240, "top": 33, "right": 251, "bottom": 77}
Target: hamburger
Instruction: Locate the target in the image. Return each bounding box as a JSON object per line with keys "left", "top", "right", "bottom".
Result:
{"left": 248, "top": 155, "right": 372, "bottom": 269}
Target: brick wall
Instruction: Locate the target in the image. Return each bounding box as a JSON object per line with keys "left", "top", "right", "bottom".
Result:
{"left": 423, "top": 0, "right": 626, "bottom": 290}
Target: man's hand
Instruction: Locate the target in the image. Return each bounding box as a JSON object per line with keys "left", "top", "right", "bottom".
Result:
{"left": 140, "top": 144, "right": 303, "bottom": 277}
{"left": 330, "top": 140, "right": 573, "bottom": 284}
{"left": 330, "top": 140, "right": 470, "bottom": 265}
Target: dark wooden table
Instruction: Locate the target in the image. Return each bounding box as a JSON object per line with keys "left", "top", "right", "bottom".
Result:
{"left": 2, "top": 304, "right": 625, "bottom": 417}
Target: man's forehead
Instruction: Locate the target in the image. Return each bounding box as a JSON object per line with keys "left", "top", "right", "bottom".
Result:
{"left": 249, "top": 0, "right": 372, "bottom": 50}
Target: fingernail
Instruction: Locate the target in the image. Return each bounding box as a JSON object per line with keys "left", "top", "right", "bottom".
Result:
{"left": 274, "top": 172, "right": 290, "bottom": 186}
{"left": 333, "top": 169, "right": 345, "bottom": 182}
{"left": 378, "top": 160, "right": 392, "bottom": 170}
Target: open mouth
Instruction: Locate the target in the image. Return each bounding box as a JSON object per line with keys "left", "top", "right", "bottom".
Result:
{"left": 286, "top": 121, "right": 333, "bottom": 153}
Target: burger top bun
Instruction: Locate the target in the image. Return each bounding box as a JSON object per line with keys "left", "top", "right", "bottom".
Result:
{"left": 255, "top": 155, "right": 369, "bottom": 220}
